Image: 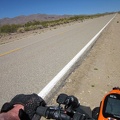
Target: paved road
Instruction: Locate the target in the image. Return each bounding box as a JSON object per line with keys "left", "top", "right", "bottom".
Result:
{"left": 0, "top": 14, "right": 114, "bottom": 107}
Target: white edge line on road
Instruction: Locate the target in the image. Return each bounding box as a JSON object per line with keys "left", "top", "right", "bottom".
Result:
{"left": 38, "top": 14, "right": 116, "bottom": 99}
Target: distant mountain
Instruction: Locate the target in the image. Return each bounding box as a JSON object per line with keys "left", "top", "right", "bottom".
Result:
{"left": 0, "top": 14, "right": 72, "bottom": 26}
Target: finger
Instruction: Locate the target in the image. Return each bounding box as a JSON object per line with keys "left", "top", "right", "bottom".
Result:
{"left": 19, "top": 109, "right": 30, "bottom": 120}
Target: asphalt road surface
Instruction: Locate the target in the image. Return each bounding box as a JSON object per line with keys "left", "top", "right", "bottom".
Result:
{"left": 0, "top": 14, "right": 114, "bottom": 107}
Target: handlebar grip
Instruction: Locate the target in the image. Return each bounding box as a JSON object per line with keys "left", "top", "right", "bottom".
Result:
{"left": 57, "top": 112, "right": 71, "bottom": 120}
{"left": 36, "top": 106, "right": 48, "bottom": 117}
{"left": 36, "top": 106, "right": 71, "bottom": 120}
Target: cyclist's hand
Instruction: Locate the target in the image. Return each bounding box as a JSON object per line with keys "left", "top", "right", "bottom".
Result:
{"left": 1, "top": 93, "right": 46, "bottom": 120}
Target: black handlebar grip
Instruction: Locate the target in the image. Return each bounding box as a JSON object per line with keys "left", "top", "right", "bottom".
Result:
{"left": 36, "top": 106, "right": 71, "bottom": 120}
{"left": 57, "top": 112, "right": 71, "bottom": 120}
{"left": 36, "top": 106, "right": 48, "bottom": 117}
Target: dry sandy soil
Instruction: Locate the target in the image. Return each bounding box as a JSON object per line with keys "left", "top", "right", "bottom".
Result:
{"left": 50, "top": 14, "right": 120, "bottom": 110}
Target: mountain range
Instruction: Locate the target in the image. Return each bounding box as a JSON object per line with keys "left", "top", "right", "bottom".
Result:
{"left": 0, "top": 14, "right": 72, "bottom": 26}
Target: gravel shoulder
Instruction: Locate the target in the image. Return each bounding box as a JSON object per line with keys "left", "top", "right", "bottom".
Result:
{"left": 50, "top": 14, "right": 120, "bottom": 109}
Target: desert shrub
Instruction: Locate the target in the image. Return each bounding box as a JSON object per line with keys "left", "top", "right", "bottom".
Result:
{"left": 0, "top": 24, "right": 21, "bottom": 33}
{"left": 24, "top": 25, "right": 40, "bottom": 31}
{"left": 25, "top": 20, "right": 42, "bottom": 27}
{"left": 40, "top": 21, "right": 49, "bottom": 28}
{"left": 17, "top": 27, "right": 25, "bottom": 33}
{"left": 36, "top": 25, "right": 43, "bottom": 29}
{"left": 25, "top": 21, "right": 32, "bottom": 27}
{"left": 24, "top": 26, "right": 32, "bottom": 31}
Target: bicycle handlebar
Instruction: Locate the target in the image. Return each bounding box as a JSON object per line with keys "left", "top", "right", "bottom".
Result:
{"left": 36, "top": 106, "right": 87, "bottom": 120}
{"left": 35, "top": 94, "right": 92, "bottom": 120}
{"left": 36, "top": 106, "right": 71, "bottom": 120}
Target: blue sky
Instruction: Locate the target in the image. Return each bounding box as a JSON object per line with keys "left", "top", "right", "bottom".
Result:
{"left": 0, "top": 0, "right": 120, "bottom": 19}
